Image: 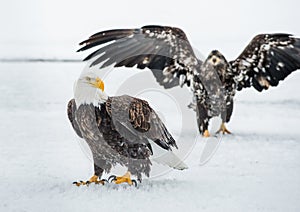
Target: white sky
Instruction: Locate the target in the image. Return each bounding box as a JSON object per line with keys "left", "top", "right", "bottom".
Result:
{"left": 1, "top": 0, "right": 300, "bottom": 58}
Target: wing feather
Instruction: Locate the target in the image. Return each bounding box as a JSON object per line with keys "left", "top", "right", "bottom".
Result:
{"left": 231, "top": 33, "right": 300, "bottom": 91}
{"left": 106, "top": 96, "right": 177, "bottom": 151}
{"left": 78, "top": 29, "right": 137, "bottom": 51}
{"left": 78, "top": 25, "right": 201, "bottom": 88}
{"left": 67, "top": 99, "right": 83, "bottom": 138}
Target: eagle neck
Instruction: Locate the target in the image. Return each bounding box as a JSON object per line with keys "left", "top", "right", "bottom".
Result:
{"left": 74, "top": 82, "right": 108, "bottom": 107}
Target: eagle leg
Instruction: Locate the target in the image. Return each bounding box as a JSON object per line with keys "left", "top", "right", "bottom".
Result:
{"left": 108, "top": 171, "right": 137, "bottom": 186}
{"left": 203, "top": 130, "right": 210, "bottom": 138}
{"left": 73, "top": 175, "right": 107, "bottom": 186}
{"left": 216, "top": 122, "right": 232, "bottom": 134}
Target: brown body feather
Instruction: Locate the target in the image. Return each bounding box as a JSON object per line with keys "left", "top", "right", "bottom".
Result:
{"left": 67, "top": 95, "right": 177, "bottom": 180}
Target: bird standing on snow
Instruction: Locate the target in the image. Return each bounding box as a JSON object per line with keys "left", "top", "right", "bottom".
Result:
{"left": 67, "top": 73, "right": 187, "bottom": 186}
{"left": 77, "top": 25, "right": 300, "bottom": 137}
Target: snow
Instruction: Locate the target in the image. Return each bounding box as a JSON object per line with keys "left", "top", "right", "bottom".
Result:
{"left": 0, "top": 62, "right": 300, "bottom": 212}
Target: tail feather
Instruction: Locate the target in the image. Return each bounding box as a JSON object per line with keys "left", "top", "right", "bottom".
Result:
{"left": 149, "top": 139, "right": 188, "bottom": 170}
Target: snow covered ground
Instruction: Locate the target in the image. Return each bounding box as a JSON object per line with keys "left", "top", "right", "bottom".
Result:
{"left": 0, "top": 62, "right": 300, "bottom": 212}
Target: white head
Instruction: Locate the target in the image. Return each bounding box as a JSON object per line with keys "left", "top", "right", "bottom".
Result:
{"left": 74, "top": 73, "right": 108, "bottom": 107}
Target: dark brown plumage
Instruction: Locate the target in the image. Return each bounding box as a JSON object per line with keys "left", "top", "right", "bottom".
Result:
{"left": 68, "top": 76, "right": 186, "bottom": 183}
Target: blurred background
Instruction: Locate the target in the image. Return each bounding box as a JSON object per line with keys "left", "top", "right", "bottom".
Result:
{"left": 1, "top": 0, "right": 300, "bottom": 59}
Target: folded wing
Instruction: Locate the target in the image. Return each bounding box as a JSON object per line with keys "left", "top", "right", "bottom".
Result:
{"left": 106, "top": 95, "right": 177, "bottom": 151}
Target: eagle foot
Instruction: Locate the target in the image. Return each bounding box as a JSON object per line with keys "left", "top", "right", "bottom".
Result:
{"left": 108, "top": 172, "right": 138, "bottom": 187}
{"left": 73, "top": 175, "right": 107, "bottom": 186}
{"left": 203, "top": 130, "right": 210, "bottom": 138}
{"left": 216, "top": 123, "right": 232, "bottom": 134}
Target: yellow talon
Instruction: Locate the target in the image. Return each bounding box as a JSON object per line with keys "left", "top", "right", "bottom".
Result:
{"left": 73, "top": 175, "right": 105, "bottom": 186}
{"left": 216, "top": 123, "right": 232, "bottom": 134}
{"left": 203, "top": 130, "right": 210, "bottom": 137}
{"left": 113, "top": 171, "right": 133, "bottom": 185}
{"left": 88, "top": 175, "right": 99, "bottom": 183}
{"left": 73, "top": 181, "right": 87, "bottom": 186}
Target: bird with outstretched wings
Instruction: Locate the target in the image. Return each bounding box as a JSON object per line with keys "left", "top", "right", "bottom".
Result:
{"left": 77, "top": 25, "right": 300, "bottom": 137}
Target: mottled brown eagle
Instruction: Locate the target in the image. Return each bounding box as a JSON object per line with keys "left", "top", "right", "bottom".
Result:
{"left": 77, "top": 25, "right": 300, "bottom": 137}
{"left": 68, "top": 73, "right": 187, "bottom": 186}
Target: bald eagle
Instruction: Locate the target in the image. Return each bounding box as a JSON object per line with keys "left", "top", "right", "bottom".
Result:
{"left": 68, "top": 74, "right": 187, "bottom": 186}
{"left": 77, "top": 25, "right": 300, "bottom": 137}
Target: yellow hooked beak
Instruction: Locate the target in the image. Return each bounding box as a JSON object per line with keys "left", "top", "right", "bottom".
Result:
{"left": 89, "top": 77, "right": 104, "bottom": 91}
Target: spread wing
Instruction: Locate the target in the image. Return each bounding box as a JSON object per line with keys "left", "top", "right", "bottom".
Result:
{"left": 230, "top": 33, "right": 300, "bottom": 91}
{"left": 77, "top": 25, "right": 201, "bottom": 88}
{"left": 106, "top": 95, "right": 177, "bottom": 151}
{"left": 67, "top": 99, "right": 83, "bottom": 138}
